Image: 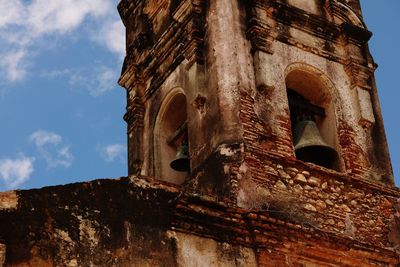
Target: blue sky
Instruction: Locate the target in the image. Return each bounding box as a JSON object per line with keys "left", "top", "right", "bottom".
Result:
{"left": 361, "top": 0, "right": 400, "bottom": 185}
{"left": 0, "top": 0, "right": 398, "bottom": 191}
{"left": 0, "top": 0, "right": 126, "bottom": 190}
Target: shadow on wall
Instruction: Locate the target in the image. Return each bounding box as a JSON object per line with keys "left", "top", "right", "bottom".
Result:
{"left": 154, "top": 89, "right": 188, "bottom": 185}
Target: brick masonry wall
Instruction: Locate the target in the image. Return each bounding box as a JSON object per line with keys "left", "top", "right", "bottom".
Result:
{"left": 0, "top": 175, "right": 398, "bottom": 266}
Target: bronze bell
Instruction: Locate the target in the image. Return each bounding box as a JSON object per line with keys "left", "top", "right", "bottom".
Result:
{"left": 293, "top": 120, "right": 338, "bottom": 169}
{"left": 170, "top": 142, "right": 190, "bottom": 172}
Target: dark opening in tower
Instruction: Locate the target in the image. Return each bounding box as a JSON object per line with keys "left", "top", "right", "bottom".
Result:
{"left": 154, "top": 91, "right": 189, "bottom": 184}
{"left": 288, "top": 89, "right": 338, "bottom": 170}
{"left": 285, "top": 68, "right": 341, "bottom": 171}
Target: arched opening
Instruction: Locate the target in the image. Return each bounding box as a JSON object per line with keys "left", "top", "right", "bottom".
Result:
{"left": 285, "top": 67, "right": 341, "bottom": 171}
{"left": 154, "top": 90, "right": 189, "bottom": 184}
{"left": 335, "top": 1, "right": 366, "bottom": 29}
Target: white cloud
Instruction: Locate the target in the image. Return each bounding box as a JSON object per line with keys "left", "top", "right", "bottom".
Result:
{"left": 93, "top": 67, "right": 118, "bottom": 96}
{"left": 0, "top": 0, "right": 123, "bottom": 83}
{"left": 94, "top": 20, "right": 125, "bottom": 58}
{"left": 29, "top": 130, "right": 61, "bottom": 146}
{"left": 55, "top": 146, "right": 74, "bottom": 167}
{"left": 29, "top": 130, "right": 74, "bottom": 168}
{"left": 69, "top": 66, "right": 118, "bottom": 96}
{"left": 0, "top": 49, "right": 27, "bottom": 81}
{"left": 26, "top": 0, "right": 111, "bottom": 36}
{"left": 0, "top": 1, "right": 24, "bottom": 28}
{"left": 101, "top": 144, "right": 126, "bottom": 162}
{"left": 40, "top": 65, "right": 119, "bottom": 96}
{"left": 0, "top": 155, "right": 34, "bottom": 189}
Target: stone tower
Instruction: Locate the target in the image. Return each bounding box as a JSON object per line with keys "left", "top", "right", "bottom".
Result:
{"left": 0, "top": 0, "right": 399, "bottom": 266}
{"left": 117, "top": 0, "right": 400, "bottom": 265}
{"left": 119, "top": 0, "right": 394, "bottom": 193}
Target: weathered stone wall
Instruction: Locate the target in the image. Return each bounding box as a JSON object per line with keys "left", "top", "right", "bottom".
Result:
{"left": 0, "top": 178, "right": 179, "bottom": 266}
{"left": 119, "top": 0, "right": 393, "bottom": 191}
{"left": 245, "top": 0, "right": 392, "bottom": 184}
{"left": 0, "top": 177, "right": 259, "bottom": 266}
{"left": 0, "top": 176, "right": 398, "bottom": 266}
{"left": 114, "top": 0, "right": 400, "bottom": 263}
{"left": 236, "top": 153, "right": 400, "bottom": 247}
{"left": 119, "top": 0, "right": 210, "bottom": 177}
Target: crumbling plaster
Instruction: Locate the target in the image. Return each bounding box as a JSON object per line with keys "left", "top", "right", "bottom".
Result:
{"left": 170, "top": 231, "right": 257, "bottom": 267}
{"left": 1, "top": 176, "right": 398, "bottom": 266}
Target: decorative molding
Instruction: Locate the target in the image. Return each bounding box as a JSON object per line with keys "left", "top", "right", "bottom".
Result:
{"left": 340, "top": 22, "right": 372, "bottom": 45}
{"left": 124, "top": 91, "right": 145, "bottom": 132}
{"left": 247, "top": 0, "right": 372, "bottom": 67}
{"left": 344, "top": 59, "right": 375, "bottom": 90}
{"left": 247, "top": 18, "right": 274, "bottom": 54}
{"left": 118, "top": 0, "right": 142, "bottom": 26}
{"left": 118, "top": 0, "right": 207, "bottom": 100}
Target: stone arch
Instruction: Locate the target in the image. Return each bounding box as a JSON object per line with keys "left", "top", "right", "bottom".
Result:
{"left": 334, "top": 2, "right": 366, "bottom": 28}
{"left": 284, "top": 62, "right": 343, "bottom": 171}
{"left": 154, "top": 87, "right": 188, "bottom": 184}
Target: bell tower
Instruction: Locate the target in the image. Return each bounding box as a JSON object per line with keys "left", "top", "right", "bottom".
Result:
{"left": 118, "top": 0, "right": 399, "bottom": 264}
{"left": 118, "top": 0, "right": 393, "bottom": 195}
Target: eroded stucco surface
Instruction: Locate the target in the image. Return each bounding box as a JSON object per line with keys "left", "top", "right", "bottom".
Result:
{"left": 0, "top": 176, "right": 398, "bottom": 266}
